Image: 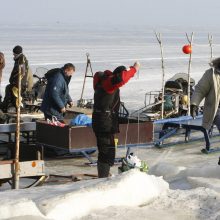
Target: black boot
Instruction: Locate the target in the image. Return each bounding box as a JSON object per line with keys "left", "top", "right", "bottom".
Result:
{"left": 97, "top": 161, "right": 110, "bottom": 178}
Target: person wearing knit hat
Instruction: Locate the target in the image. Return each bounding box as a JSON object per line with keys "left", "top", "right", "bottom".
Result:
{"left": 13, "top": 45, "right": 23, "bottom": 55}
{"left": 1, "top": 46, "right": 33, "bottom": 112}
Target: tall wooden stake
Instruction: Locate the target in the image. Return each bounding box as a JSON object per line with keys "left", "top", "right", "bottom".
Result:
{"left": 155, "top": 32, "right": 165, "bottom": 119}
{"left": 186, "top": 32, "right": 194, "bottom": 116}
{"left": 208, "top": 34, "right": 213, "bottom": 62}
{"left": 13, "top": 57, "right": 24, "bottom": 189}
{"left": 79, "top": 53, "right": 94, "bottom": 104}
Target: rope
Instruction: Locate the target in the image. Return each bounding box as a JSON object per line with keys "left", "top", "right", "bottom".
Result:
{"left": 136, "top": 111, "right": 140, "bottom": 157}
{"left": 124, "top": 110, "right": 141, "bottom": 158}
{"left": 124, "top": 115, "right": 130, "bottom": 157}
{"left": 138, "top": 112, "right": 140, "bottom": 143}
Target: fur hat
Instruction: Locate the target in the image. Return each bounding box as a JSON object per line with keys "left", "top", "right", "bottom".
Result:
{"left": 13, "top": 45, "right": 23, "bottom": 55}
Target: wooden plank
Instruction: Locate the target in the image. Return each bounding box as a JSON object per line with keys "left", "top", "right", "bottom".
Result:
{"left": 0, "top": 160, "right": 45, "bottom": 179}
{"left": 0, "top": 122, "right": 36, "bottom": 133}
{"left": 0, "top": 160, "right": 14, "bottom": 165}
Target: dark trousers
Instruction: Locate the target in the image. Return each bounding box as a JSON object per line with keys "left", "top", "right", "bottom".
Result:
{"left": 2, "top": 84, "right": 16, "bottom": 111}
{"left": 95, "top": 132, "right": 116, "bottom": 166}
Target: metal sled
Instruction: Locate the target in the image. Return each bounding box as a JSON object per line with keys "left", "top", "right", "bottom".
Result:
{"left": 132, "top": 73, "right": 196, "bottom": 121}
{"left": 0, "top": 122, "right": 46, "bottom": 188}
{"left": 154, "top": 115, "right": 220, "bottom": 154}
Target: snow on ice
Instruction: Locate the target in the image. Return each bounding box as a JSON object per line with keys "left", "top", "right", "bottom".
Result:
{"left": 1, "top": 164, "right": 220, "bottom": 220}
{"left": 0, "top": 170, "right": 168, "bottom": 220}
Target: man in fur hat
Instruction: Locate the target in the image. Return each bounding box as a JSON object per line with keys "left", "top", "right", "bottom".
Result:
{"left": 191, "top": 57, "right": 220, "bottom": 131}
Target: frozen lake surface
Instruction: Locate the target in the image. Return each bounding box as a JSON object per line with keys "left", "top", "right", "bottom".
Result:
{"left": 1, "top": 25, "right": 220, "bottom": 220}
{"left": 1, "top": 24, "right": 220, "bottom": 110}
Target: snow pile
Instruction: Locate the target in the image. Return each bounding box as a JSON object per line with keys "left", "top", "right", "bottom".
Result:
{"left": 149, "top": 162, "right": 186, "bottom": 180}
{"left": 39, "top": 169, "right": 169, "bottom": 220}
{"left": 183, "top": 165, "right": 220, "bottom": 179}
{"left": 149, "top": 162, "right": 220, "bottom": 192}
{"left": 145, "top": 186, "right": 220, "bottom": 220}
{"left": 188, "top": 177, "right": 220, "bottom": 192}
{"left": 0, "top": 199, "right": 44, "bottom": 219}
{"left": 0, "top": 170, "right": 169, "bottom": 220}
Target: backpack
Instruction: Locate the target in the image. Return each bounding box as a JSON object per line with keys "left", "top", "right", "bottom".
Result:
{"left": 44, "top": 68, "right": 60, "bottom": 79}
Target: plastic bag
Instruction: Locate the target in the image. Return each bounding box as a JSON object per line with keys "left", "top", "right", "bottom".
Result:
{"left": 47, "top": 116, "right": 65, "bottom": 127}
{"left": 69, "top": 114, "right": 92, "bottom": 127}
{"left": 118, "top": 153, "right": 149, "bottom": 173}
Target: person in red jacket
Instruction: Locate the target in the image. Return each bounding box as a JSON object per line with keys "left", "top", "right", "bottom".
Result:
{"left": 92, "top": 62, "right": 140, "bottom": 178}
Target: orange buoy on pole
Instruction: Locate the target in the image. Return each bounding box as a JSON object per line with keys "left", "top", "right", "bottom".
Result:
{"left": 182, "top": 44, "right": 192, "bottom": 54}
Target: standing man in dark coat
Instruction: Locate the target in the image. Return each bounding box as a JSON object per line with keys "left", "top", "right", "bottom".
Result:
{"left": 2, "top": 45, "right": 33, "bottom": 111}
{"left": 92, "top": 62, "right": 140, "bottom": 178}
{"left": 41, "top": 63, "right": 75, "bottom": 120}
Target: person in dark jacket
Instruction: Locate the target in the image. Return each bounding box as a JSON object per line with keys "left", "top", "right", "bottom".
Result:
{"left": 2, "top": 45, "right": 33, "bottom": 111}
{"left": 92, "top": 62, "right": 140, "bottom": 178}
{"left": 41, "top": 63, "right": 75, "bottom": 120}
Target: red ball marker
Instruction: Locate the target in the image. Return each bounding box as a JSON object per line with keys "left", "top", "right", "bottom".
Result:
{"left": 182, "top": 45, "right": 192, "bottom": 54}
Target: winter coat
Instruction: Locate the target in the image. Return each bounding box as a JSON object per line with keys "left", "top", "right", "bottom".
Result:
{"left": 10, "top": 54, "right": 33, "bottom": 92}
{"left": 92, "top": 87, "right": 120, "bottom": 133}
{"left": 0, "top": 52, "right": 5, "bottom": 82}
{"left": 191, "top": 67, "right": 220, "bottom": 130}
{"left": 92, "top": 66, "right": 136, "bottom": 134}
{"left": 41, "top": 68, "right": 72, "bottom": 119}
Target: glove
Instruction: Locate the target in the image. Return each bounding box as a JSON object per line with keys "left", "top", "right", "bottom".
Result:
{"left": 190, "top": 104, "right": 198, "bottom": 119}
{"left": 68, "top": 101, "right": 73, "bottom": 108}
{"left": 134, "top": 61, "right": 140, "bottom": 71}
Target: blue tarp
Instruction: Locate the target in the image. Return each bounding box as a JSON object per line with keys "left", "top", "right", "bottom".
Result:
{"left": 70, "top": 114, "right": 92, "bottom": 127}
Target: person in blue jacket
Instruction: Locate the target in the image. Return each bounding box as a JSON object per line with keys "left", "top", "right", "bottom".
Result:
{"left": 41, "top": 63, "right": 75, "bottom": 120}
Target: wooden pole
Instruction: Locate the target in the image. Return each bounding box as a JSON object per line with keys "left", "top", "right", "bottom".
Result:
{"left": 186, "top": 32, "right": 194, "bottom": 116}
{"left": 79, "top": 53, "right": 94, "bottom": 104}
{"left": 13, "top": 56, "right": 24, "bottom": 189}
{"left": 208, "top": 34, "right": 213, "bottom": 62}
{"left": 155, "top": 32, "right": 165, "bottom": 119}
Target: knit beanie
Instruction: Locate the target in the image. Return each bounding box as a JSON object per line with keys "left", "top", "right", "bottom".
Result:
{"left": 13, "top": 45, "right": 23, "bottom": 55}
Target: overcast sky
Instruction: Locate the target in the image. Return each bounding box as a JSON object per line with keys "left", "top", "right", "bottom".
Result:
{"left": 0, "top": 0, "right": 219, "bottom": 27}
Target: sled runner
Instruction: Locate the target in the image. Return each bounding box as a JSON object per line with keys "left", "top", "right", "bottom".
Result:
{"left": 155, "top": 115, "right": 220, "bottom": 154}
